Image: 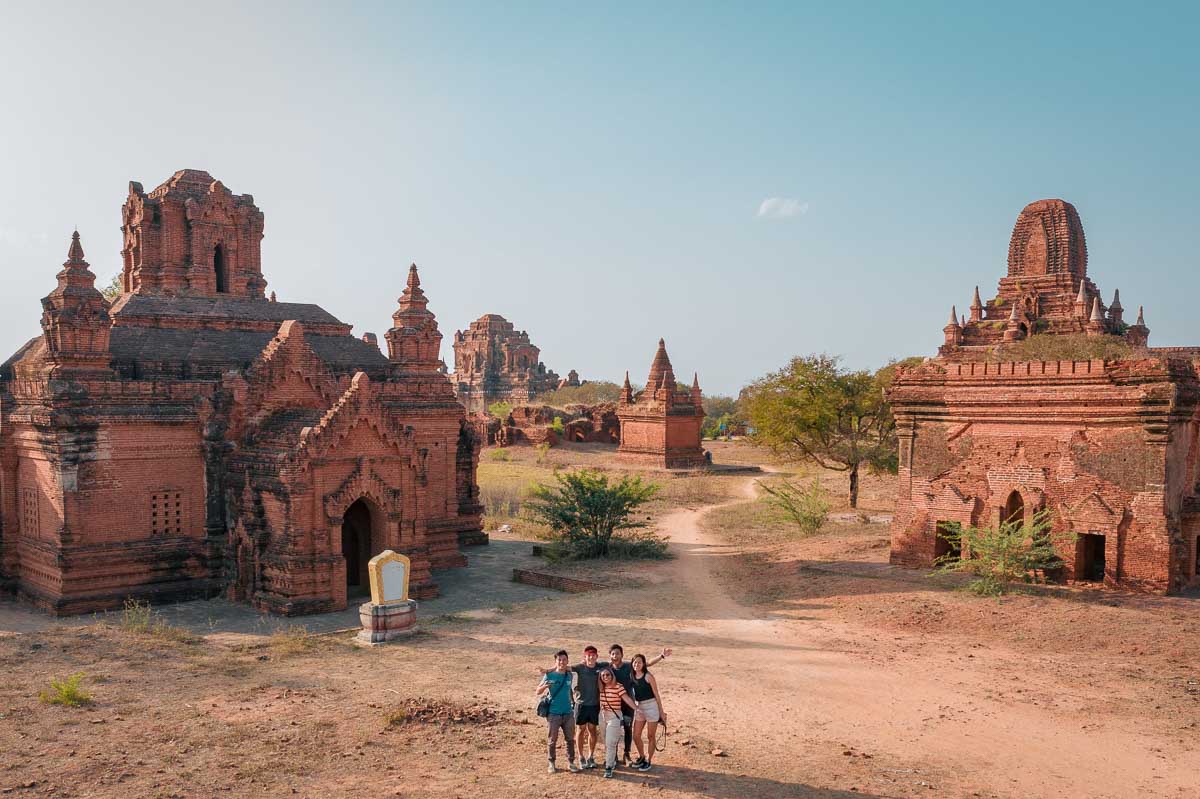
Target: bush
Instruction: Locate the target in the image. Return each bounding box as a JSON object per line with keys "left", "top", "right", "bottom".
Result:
{"left": 120, "top": 597, "right": 152, "bottom": 633}
{"left": 525, "top": 469, "right": 662, "bottom": 560}
{"left": 933, "top": 510, "right": 1075, "bottom": 596}
{"left": 487, "top": 401, "right": 513, "bottom": 420}
{"left": 535, "top": 442, "right": 551, "bottom": 464}
{"left": 489, "top": 447, "right": 511, "bottom": 462}
{"left": 549, "top": 416, "right": 565, "bottom": 435}
{"left": 40, "top": 672, "right": 92, "bottom": 707}
{"left": 758, "top": 478, "right": 829, "bottom": 535}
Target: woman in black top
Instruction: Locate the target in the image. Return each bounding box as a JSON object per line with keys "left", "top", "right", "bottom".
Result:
{"left": 629, "top": 653, "right": 666, "bottom": 771}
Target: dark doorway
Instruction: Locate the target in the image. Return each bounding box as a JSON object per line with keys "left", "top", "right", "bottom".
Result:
{"left": 1002, "top": 491, "right": 1025, "bottom": 527}
{"left": 934, "top": 521, "right": 962, "bottom": 562}
{"left": 1077, "top": 533, "right": 1106, "bottom": 582}
{"left": 1195, "top": 536, "right": 1200, "bottom": 578}
{"left": 341, "top": 499, "right": 373, "bottom": 594}
{"left": 214, "top": 244, "right": 228, "bottom": 293}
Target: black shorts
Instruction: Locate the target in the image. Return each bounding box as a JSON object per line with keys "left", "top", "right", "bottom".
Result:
{"left": 575, "top": 704, "right": 600, "bottom": 725}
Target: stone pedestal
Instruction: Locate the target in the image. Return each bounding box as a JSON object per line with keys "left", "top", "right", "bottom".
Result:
{"left": 356, "top": 599, "right": 418, "bottom": 645}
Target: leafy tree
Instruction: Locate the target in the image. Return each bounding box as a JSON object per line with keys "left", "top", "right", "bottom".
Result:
{"left": 535, "top": 381, "right": 628, "bottom": 407}
{"left": 525, "top": 469, "right": 662, "bottom": 559}
{"left": 933, "top": 510, "right": 1075, "bottom": 596}
{"left": 758, "top": 478, "right": 830, "bottom": 535}
{"left": 743, "top": 354, "right": 918, "bottom": 507}
{"left": 701, "top": 395, "right": 738, "bottom": 438}
{"left": 487, "top": 401, "right": 513, "bottom": 420}
{"left": 100, "top": 273, "right": 122, "bottom": 301}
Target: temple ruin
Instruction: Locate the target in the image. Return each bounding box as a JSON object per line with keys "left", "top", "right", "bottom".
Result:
{"left": 617, "top": 339, "right": 707, "bottom": 469}
{"left": 0, "top": 170, "right": 482, "bottom": 616}
{"left": 451, "top": 314, "right": 568, "bottom": 413}
{"left": 889, "top": 199, "right": 1200, "bottom": 593}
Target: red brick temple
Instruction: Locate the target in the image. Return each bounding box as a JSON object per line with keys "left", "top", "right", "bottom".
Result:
{"left": 889, "top": 199, "right": 1200, "bottom": 593}
{"left": 617, "top": 339, "right": 707, "bottom": 469}
{"left": 451, "top": 314, "right": 564, "bottom": 413}
{"left": 0, "top": 170, "right": 482, "bottom": 616}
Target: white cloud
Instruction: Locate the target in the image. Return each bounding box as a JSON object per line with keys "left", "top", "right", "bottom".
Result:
{"left": 756, "top": 197, "right": 809, "bottom": 219}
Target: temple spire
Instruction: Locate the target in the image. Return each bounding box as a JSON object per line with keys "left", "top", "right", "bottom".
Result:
{"left": 1009, "top": 303, "right": 1020, "bottom": 322}
{"left": 691, "top": 372, "right": 703, "bottom": 408}
{"left": 646, "top": 338, "right": 676, "bottom": 392}
{"left": 969, "top": 286, "right": 983, "bottom": 322}
{"left": 1089, "top": 296, "right": 1104, "bottom": 322}
{"left": 66, "top": 229, "right": 86, "bottom": 265}
{"left": 948, "top": 305, "right": 960, "bottom": 327}
{"left": 1136, "top": 306, "right": 1145, "bottom": 326}
{"left": 620, "top": 370, "right": 633, "bottom": 404}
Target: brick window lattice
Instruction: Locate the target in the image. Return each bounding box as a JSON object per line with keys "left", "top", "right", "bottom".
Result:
{"left": 21, "top": 488, "right": 39, "bottom": 537}
{"left": 151, "top": 490, "right": 184, "bottom": 536}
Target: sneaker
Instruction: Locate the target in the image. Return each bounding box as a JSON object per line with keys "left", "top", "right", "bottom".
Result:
{"left": 631, "top": 757, "right": 646, "bottom": 769}
{"left": 585, "top": 757, "right": 597, "bottom": 769}
{"left": 547, "top": 762, "right": 556, "bottom": 774}
{"left": 637, "top": 760, "right": 652, "bottom": 772}
{"left": 568, "top": 761, "right": 581, "bottom": 773}
{"left": 604, "top": 768, "right": 614, "bottom": 779}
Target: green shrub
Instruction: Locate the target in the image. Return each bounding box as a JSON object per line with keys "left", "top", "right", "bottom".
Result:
{"left": 549, "top": 416, "right": 565, "bottom": 434}
{"left": 525, "top": 469, "right": 663, "bottom": 560}
{"left": 487, "top": 401, "right": 513, "bottom": 420}
{"left": 489, "top": 447, "right": 511, "bottom": 462}
{"left": 40, "top": 672, "right": 92, "bottom": 707}
{"left": 535, "top": 442, "right": 551, "bottom": 464}
{"left": 757, "top": 478, "right": 829, "bottom": 536}
{"left": 933, "top": 510, "right": 1075, "bottom": 596}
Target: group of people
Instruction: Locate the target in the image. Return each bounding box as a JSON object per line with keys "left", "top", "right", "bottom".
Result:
{"left": 537, "top": 644, "right": 671, "bottom": 778}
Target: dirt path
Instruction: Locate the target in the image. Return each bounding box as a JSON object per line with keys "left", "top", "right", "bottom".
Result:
{"left": 652, "top": 473, "right": 1194, "bottom": 799}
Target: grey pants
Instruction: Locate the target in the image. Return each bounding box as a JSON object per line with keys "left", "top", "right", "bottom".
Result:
{"left": 547, "top": 713, "right": 576, "bottom": 763}
{"left": 601, "top": 709, "right": 624, "bottom": 768}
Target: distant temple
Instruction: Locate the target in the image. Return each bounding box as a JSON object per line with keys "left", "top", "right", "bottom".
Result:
{"left": 890, "top": 199, "right": 1199, "bottom": 593}
{"left": 451, "top": 314, "right": 566, "bottom": 413}
{"left": 0, "top": 170, "right": 482, "bottom": 616}
{"left": 617, "top": 339, "right": 706, "bottom": 469}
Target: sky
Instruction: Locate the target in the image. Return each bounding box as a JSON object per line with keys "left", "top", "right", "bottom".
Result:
{"left": 1, "top": 2, "right": 1197, "bottom": 396}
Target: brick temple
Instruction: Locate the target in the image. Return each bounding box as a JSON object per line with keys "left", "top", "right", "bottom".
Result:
{"left": 451, "top": 314, "right": 568, "bottom": 413}
{"left": 889, "top": 199, "right": 1200, "bottom": 593}
{"left": 0, "top": 169, "right": 483, "bottom": 616}
{"left": 617, "top": 339, "right": 707, "bottom": 469}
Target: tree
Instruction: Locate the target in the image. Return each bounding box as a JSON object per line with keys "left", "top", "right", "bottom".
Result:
{"left": 535, "top": 381, "right": 627, "bottom": 406}
{"left": 100, "top": 273, "right": 122, "bottom": 301}
{"left": 933, "top": 510, "right": 1075, "bottom": 596}
{"left": 742, "top": 354, "right": 917, "bottom": 507}
{"left": 524, "top": 469, "right": 661, "bottom": 559}
{"left": 701, "top": 395, "right": 738, "bottom": 438}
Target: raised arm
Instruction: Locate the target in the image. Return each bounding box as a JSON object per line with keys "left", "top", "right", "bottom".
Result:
{"left": 647, "top": 647, "right": 673, "bottom": 667}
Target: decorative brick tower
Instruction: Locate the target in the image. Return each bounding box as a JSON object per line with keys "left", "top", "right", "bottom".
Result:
{"left": 616, "top": 339, "right": 706, "bottom": 469}
{"left": 889, "top": 198, "right": 1200, "bottom": 594}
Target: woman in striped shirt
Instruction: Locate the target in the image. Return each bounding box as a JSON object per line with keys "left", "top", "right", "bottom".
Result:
{"left": 598, "top": 667, "right": 639, "bottom": 778}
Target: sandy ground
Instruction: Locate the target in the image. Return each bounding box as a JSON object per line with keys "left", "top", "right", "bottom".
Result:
{"left": 2, "top": 444, "right": 1197, "bottom": 798}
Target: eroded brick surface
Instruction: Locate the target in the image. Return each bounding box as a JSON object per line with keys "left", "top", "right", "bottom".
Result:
{"left": 891, "top": 200, "right": 1200, "bottom": 593}
{"left": 0, "top": 171, "right": 481, "bottom": 616}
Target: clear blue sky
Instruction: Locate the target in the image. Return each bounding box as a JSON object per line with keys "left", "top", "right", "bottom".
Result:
{"left": 2, "top": 2, "right": 1197, "bottom": 395}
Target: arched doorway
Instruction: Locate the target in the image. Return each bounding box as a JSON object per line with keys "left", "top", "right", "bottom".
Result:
{"left": 1002, "top": 490, "right": 1025, "bottom": 527}
{"left": 214, "top": 243, "right": 228, "bottom": 293}
{"left": 341, "top": 499, "right": 374, "bottom": 595}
